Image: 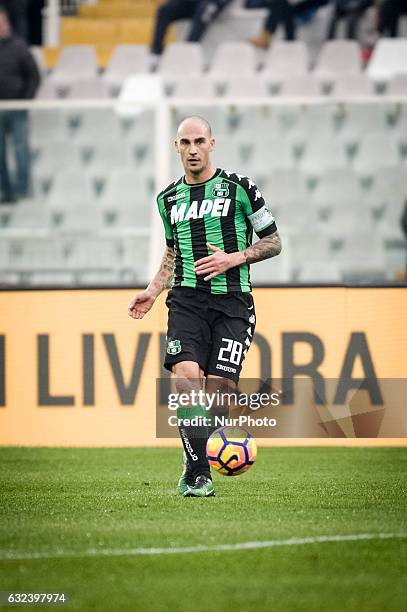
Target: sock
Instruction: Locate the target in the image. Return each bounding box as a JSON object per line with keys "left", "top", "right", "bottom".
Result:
{"left": 177, "top": 405, "right": 210, "bottom": 479}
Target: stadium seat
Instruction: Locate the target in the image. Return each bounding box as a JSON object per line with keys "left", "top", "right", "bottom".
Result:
{"left": 7, "top": 237, "right": 66, "bottom": 270}
{"left": 27, "top": 271, "right": 75, "bottom": 286}
{"left": 298, "top": 262, "right": 341, "bottom": 282}
{"left": 261, "top": 41, "right": 309, "bottom": 87}
{"left": 386, "top": 73, "right": 407, "bottom": 95}
{"left": 73, "top": 108, "right": 124, "bottom": 147}
{"left": 121, "top": 235, "right": 151, "bottom": 283}
{"left": 159, "top": 43, "right": 204, "bottom": 77}
{"left": 0, "top": 203, "right": 48, "bottom": 233}
{"left": 353, "top": 133, "right": 400, "bottom": 173}
{"left": 50, "top": 46, "right": 98, "bottom": 91}
{"left": 299, "top": 135, "right": 348, "bottom": 174}
{"left": 30, "top": 110, "right": 71, "bottom": 148}
{"left": 46, "top": 170, "right": 95, "bottom": 209}
{"left": 311, "top": 168, "right": 363, "bottom": 215}
{"left": 98, "top": 168, "right": 153, "bottom": 228}
{"left": 208, "top": 43, "right": 257, "bottom": 84}
{"left": 67, "top": 237, "right": 122, "bottom": 268}
{"left": 337, "top": 103, "right": 390, "bottom": 144}
{"left": 223, "top": 77, "right": 270, "bottom": 98}
{"left": 313, "top": 41, "right": 361, "bottom": 84}
{"left": 102, "top": 45, "right": 150, "bottom": 96}
{"left": 367, "top": 38, "right": 407, "bottom": 82}
{"left": 35, "top": 77, "right": 59, "bottom": 100}
{"left": 278, "top": 76, "right": 322, "bottom": 98}
{"left": 331, "top": 74, "right": 376, "bottom": 98}
{"left": 267, "top": 169, "right": 308, "bottom": 206}
{"left": 85, "top": 142, "right": 134, "bottom": 180}
{"left": 50, "top": 205, "right": 103, "bottom": 233}
{"left": 34, "top": 141, "right": 82, "bottom": 181}
{"left": 67, "top": 77, "right": 110, "bottom": 99}
{"left": 250, "top": 235, "right": 293, "bottom": 283}
{"left": 171, "top": 77, "right": 216, "bottom": 98}
{"left": 335, "top": 233, "right": 386, "bottom": 280}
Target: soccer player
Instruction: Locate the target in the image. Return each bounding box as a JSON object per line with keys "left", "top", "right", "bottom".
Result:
{"left": 128, "top": 116, "right": 281, "bottom": 497}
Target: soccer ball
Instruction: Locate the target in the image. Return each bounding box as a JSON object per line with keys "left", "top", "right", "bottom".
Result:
{"left": 206, "top": 426, "right": 257, "bottom": 476}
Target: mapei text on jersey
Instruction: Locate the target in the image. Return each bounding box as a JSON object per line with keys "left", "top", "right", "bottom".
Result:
{"left": 170, "top": 198, "right": 231, "bottom": 223}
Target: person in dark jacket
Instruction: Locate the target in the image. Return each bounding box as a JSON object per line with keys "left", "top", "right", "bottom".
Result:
{"left": 151, "top": 0, "right": 232, "bottom": 56}
{"left": 0, "top": 0, "right": 29, "bottom": 41}
{"left": 0, "top": 7, "right": 40, "bottom": 203}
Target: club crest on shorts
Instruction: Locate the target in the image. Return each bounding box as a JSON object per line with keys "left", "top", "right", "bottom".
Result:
{"left": 212, "top": 182, "right": 229, "bottom": 198}
{"left": 167, "top": 339, "right": 182, "bottom": 355}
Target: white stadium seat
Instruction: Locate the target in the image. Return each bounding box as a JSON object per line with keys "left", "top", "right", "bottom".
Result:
{"left": 209, "top": 43, "right": 257, "bottom": 82}
{"left": 50, "top": 46, "right": 98, "bottom": 91}
{"left": 332, "top": 74, "right": 376, "bottom": 98}
{"left": 224, "top": 77, "right": 269, "bottom": 98}
{"left": 367, "top": 38, "right": 407, "bottom": 82}
{"left": 46, "top": 170, "right": 95, "bottom": 208}
{"left": 300, "top": 136, "right": 348, "bottom": 174}
{"left": 278, "top": 76, "right": 322, "bottom": 98}
{"left": 386, "top": 73, "right": 407, "bottom": 95}
{"left": 353, "top": 133, "right": 400, "bottom": 173}
{"left": 313, "top": 41, "right": 361, "bottom": 83}
{"left": 261, "top": 41, "right": 309, "bottom": 85}
{"left": 159, "top": 43, "right": 204, "bottom": 77}
{"left": 103, "top": 45, "right": 150, "bottom": 95}
{"left": 67, "top": 77, "right": 110, "bottom": 99}
{"left": 171, "top": 77, "right": 216, "bottom": 98}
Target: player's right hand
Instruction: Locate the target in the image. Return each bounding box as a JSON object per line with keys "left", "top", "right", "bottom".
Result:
{"left": 128, "top": 291, "right": 156, "bottom": 319}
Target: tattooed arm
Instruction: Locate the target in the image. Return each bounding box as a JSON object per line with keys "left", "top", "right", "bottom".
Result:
{"left": 128, "top": 246, "right": 175, "bottom": 319}
{"left": 194, "top": 233, "right": 281, "bottom": 281}
{"left": 243, "top": 231, "right": 282, "bottom": 265}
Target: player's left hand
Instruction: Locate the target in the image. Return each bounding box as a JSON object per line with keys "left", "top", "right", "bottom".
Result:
{"left": 194, "top": 243, "right": 237, "bottom": 281}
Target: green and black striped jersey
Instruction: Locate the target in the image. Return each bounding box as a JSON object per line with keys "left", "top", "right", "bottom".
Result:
{"left": 156, "top": 168, "right": 277, "bottom": 294}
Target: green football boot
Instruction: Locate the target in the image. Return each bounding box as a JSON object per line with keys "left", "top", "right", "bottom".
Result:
{"left": 183, "top": 475, "right": 215, "bottom": 497}
{"left": 177, "top": 453, "right": 194, "bottom": 496}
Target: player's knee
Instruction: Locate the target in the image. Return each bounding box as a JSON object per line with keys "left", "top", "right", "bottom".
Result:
{"left": 173, "top": 361, "right": 203, "bottom": 395}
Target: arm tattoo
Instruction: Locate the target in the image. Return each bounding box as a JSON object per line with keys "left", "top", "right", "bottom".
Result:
{"left": 148, "top": 246, "right": 175, "bottom": 295}
{"left": 243, "top": 232, "right": 282, "bottom": 265}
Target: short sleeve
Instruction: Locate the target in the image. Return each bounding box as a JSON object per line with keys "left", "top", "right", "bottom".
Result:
{"left": 239, "top": 178, "right": 277, "bottom": 239}
{"left": 157, "top": 196, "right": 174, "bottom": 248}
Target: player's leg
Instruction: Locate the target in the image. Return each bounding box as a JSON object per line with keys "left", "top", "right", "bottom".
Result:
{"left": 205, "top": 292, "right": 257, "bottom": 421}
{"left": 205, "top": 375, "right": 237, "bottom": 436}
{"left": 163, "top": 288, "right": 213, "bottom": 496}
{"left": 172, "top": 361, "right": 214, "bottom": 497}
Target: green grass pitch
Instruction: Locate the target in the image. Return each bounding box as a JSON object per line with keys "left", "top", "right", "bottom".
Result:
{"left": 0, "top": 447, "right": 406, "bottom": 611}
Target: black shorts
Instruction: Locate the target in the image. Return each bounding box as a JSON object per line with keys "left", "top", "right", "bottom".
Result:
{"left": 164, "top": 287, "right": 256, "bottom": 383}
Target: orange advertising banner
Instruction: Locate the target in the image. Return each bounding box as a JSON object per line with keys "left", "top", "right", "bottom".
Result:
{"left": 0, "top": 287, "right": 406, "bottom": 446}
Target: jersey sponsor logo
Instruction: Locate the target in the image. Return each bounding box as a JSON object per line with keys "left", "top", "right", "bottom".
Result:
{"left": 212, "top": 182, "right": 229, "bottom": 198}
{"left": 167, "top": 339, "right": 182, "bottom": 355}
{"left": 167, "top": 192, "right": 186, "bottom": 202}
{"left": 248, "top": 205, "right": 275, "bottom": 232}
{"left": 216, "top": 363, "right": 237, "bottom": 374}
{"left": 170, "top": 198, "right": 231, "bottom": 224}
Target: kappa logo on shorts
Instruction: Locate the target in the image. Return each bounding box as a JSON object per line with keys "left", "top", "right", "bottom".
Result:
{"left": 167, "top": 339, "right": 182, "bottom": 355}
{"left": 212, "top": 182, "right": 229, "bottom": 198}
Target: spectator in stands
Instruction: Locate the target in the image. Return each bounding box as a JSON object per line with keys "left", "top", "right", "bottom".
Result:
{"left": 250, "top": 0, "right": 328, "bottom": 48}
{"left": 327, "top": 0, "right": 373, "bottom": 39}
{"left": 151, "top": 0, "right": 233, "bottom": 57}
{"left": 0, "top": 7, "right": 40, "bottom": 204}
{"left": 377, "top": 0, "right": 407, "bottom": 36}
{"left": 0, "top": 0, "right": 29, "bottom": 41}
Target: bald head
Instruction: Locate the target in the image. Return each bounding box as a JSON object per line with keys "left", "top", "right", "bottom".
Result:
{"left": 177, "top": 116, "right": 212, "bottom": 139}
{"left": 174, "top": 115, "right": 215, "bottom": 182}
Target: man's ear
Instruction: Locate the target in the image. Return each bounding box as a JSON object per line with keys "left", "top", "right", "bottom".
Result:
{"left": 209, "top": 137, "right": 215, "bottom": 152}
{"left": 174, "top": 139, "right": 179, "bottom": 154}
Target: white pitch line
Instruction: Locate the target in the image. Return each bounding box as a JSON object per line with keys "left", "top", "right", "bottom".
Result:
{"left": 0, "top": 533, "right": 406, "bottom": 562}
